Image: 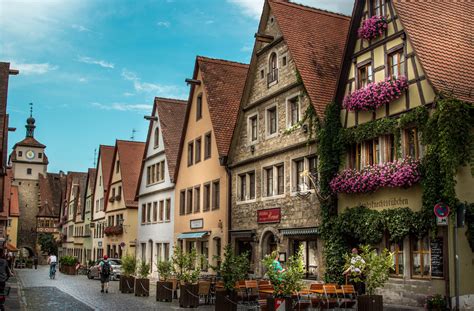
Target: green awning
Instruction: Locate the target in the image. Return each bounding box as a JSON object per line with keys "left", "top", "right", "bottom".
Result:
{"left": 280, "top": 227, "right": 319, "bottom": 236}
{"left": 177, "top": 231, "right": 209, "bottom": 239}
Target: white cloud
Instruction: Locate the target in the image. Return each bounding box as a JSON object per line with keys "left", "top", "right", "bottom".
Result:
{"left": 227, "top": 0, "right": 353, "bottom": 19}
{"left": 77, "top": 56, "right": 114, "bottom": 69}
{"left": 91, "top": 102, "right": 152, "bottom": 112}
{"left": 121, "top": 69, "right": 185, "bottom": 98}
{"left": 10, "top": 62, "right": 58, "bottom": 75}
{"left": 157, "top": 21, "right": 171, "bottom": 28}
{"left": 72, "top": 24, "right": 91, "bottom": 32}
{"left": 78, "top": 77, "right": 87, "bottom": 83}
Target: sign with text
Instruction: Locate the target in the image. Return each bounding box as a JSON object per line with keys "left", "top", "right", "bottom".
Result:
{"left": 190, "top": 218, "right": 203, "bottom": 229}
{"left": 430, "top": 238, "right": 444, "bottom": 277}
{"left": 257, "top": 208, "right": 281, "bottom": 224}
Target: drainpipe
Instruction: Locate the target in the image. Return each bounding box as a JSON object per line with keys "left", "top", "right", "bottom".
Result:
{"left": 220, "top": 156, "right": 232, "bottom": 245}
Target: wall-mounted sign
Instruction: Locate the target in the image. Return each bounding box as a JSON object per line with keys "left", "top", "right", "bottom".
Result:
{"left": 434, "top": 202, "right": 450, "bottom": 218}
{"left": 257, "top": 208, "right": 281, "bottom": 224}
{"left": 120, "top": 242, "right": 126, "bottom": 248}
{"left": 430, "top": 238, "right": 444, "bottom": 277}
{"left": 190, "top": 218, "right": 204, "bottom": 229}
{"left": 98, "top": 241, "right": 102, "bottom": 248}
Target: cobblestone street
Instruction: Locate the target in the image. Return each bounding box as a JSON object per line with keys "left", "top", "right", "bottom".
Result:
{"left": 16, "top": 266, "right": 214, "bottom": 311}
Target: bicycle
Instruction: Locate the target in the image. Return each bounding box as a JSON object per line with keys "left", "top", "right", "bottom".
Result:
{"left": 49, "top": 263, "right": 56, "bottom": 279}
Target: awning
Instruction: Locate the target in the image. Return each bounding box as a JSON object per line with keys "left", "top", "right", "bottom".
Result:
{"left": 230, "top": 230, "right": 255, "bottom": 239}
{"left": 177, "top": 231, "right": 209, "bottom": 239}
{"left": 280, "top": 227, "right": 319, "bottom": 236}
{"left": 6, "top": 243, "right": 19, "bottom": 252}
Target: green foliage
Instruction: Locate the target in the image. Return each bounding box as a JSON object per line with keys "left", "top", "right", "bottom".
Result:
{"left": 121, "top": 254, "right": 137, "bottom": 277}
{"left": 37, "top": 233, "right": 58, "bottom": 255}
{"left": 284, "top": 103, "right": 319, "bottom": 143}
{"left": 464, "top": 202, "right": 474, "bottom": 251}
{"left": 343, "top": 117, "right": 398, "bottom": 143}
{"left": 171, "top": 247, "right": 200, "bottom": 284}
{"left": 59, "top": 255, "right": 78, "bottom": 266}
{"left": 338, "top": 206, "right": 385, "bottom": 245}
{"left": 398, "top": 106, "right": 429, "bottom": 130}
{"left": 425, "top": 294, "right": 448, "bottom": 310}
{"left": 380, "top": 208, "right": 414, "bottom": 242}
{"left": 137, "top": 260, "right": 151, "bottom": 279}
{"left": 156, "top": 260, "right": 173, "bottom": 281}
{"left": 212, "top": 244, "right": 249, "bottom": 292}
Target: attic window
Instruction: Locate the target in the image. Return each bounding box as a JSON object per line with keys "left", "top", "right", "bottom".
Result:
{"left": 270, "top": 16, "right": 274, "bottom": 24}
{"left": 18, "top": 151, "right": 23, "bottom": 157}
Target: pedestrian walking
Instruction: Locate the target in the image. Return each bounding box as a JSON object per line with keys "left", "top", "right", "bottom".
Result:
{"left": 33, "top": 254, "right": 38, "bottom": 269}
{"left": 99, "top": 255, "right": 113, "bottom": 293}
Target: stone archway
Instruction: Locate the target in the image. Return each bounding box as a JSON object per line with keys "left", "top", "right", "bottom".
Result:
{"left": 19, "top": 246, "right": 35, "bottom": 258}
{"left": 256, "top": 227, "right": 281, "bottom": 276}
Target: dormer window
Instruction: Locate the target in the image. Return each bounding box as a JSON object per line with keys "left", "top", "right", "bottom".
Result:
{"left": 18, "top": 151, "right": 23, "bottom": 157}
{"left": 268, "top": 52, "right": 278, "bottom": 86}
{"left": 154, "top": 127, "right": 159, "bottom": 148}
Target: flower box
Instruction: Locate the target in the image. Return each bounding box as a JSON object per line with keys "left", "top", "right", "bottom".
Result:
{"left": 343, "top": 76, "right": 408, "bottom": 111}
{"left": 358, "top": 15, "right": 388, "bottom": 40}
{"left": 104, "top": 225, "right": 123, "bottom": 236}
{"left": 330, "top": 158, "right": 420, "bottom": 194}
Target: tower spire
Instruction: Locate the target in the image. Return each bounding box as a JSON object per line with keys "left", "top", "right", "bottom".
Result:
{"left": 25, "top": 102, "right": 36, "bottom": 138}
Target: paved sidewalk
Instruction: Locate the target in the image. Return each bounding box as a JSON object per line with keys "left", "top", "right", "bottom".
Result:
{"left": 4, "top": 275, "right": 22, "bottom": 310}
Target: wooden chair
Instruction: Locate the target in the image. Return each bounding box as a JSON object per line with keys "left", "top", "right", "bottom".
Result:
{"left": 320, "top": 285, "right": 339, "bottom": 310}
{"left": 198, "top": 281, "right": 211, "bottom": 305}
{"left": 340, "top": 285, "right": 357, "bottom": 309}
{"left": 245, "top": 280, "right": 259, "bottom": 305}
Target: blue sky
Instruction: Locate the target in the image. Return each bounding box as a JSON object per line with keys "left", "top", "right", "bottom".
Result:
{"left": 0, "top": 0, "right": 353, "bottom": 173}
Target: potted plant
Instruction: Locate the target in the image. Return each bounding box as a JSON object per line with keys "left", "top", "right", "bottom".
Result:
{"left": 345, "top": 245, "right": 394, "bottom": 311}
{"left": 262, "top": 245, "right": 305, "bottom": 311}
{"left": 212, "top": 245, "right": 249, "bottom": 311}
{"left": 425, "top": 294, "right": 448, "bottom": 311}
{"left": 120, "top": 254, "right": 137, "bottom": 294}
{"left": 156, "top": 260, "right": 174, "bottom": 302}
{"left": 172, "top": 247, "right": 200, "bottom": 308}
{"left": 59, "top": 255, "right": 78, "bottom": 275}
{"left": 135, "top": 260, "right": 151, "bottom": 297}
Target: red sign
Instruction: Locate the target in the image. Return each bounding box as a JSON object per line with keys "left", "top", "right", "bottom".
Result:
{"left": 434, "top": 202, "right": 450, "bottom": 218}
{"left": 257, "top": 208, "right": 281, "bottom": 224}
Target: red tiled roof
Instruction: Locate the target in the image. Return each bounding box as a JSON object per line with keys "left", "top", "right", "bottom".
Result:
{"left": 99, "top": 145, "right": 115, "bottom": 192}
{"left": 197, "top": 56, "right": 249, "bottom": 157}
{"left": 156, "top": 98, "right": 187, "bottom": 183}
{"left": 13, "top": 136, "right": 46, "bottom": 148}
{"left": 64, "top": 172, "right": 88, "bottom": 219}
{"left": 269, "top": 0, "right": 351, "bottom": 118}
{"left": 87, "top": 168, "right": 97, "bottom": 195}
{"left": 37, "top": 173, "right": 65, "bottom": 218}
{"left": 112, "top": 140, "right": 145, "bottom": 208}
{"left": 9, "top": 186, "right": 19, "bottom": 217}
{"left": 394, "top": 1, "right": 474, "bottom": 103}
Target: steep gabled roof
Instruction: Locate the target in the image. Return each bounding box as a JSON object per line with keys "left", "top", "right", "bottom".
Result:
{"left": 110, "top": 140, "right": 145, "bottom": 208}
{"left": 87, "top": 168, "right": 97, "bottom": 196}
{"left": 394, "top": 1, "right": 473, "bottom": 104}
{"left": 13, "top": 136, "right": 46, "bottom": 148}
{"left": 38, "top": 173, "right": 66, "bottom": 218}
{"left": 269, "top": 0, "right": 351, "bottom": 118}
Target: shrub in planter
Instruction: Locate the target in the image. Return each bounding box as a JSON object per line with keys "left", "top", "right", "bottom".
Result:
{"left": 59, "top": 256, "right": 78, "bottom": 275}
{"left": 172, "top": 247, "right": 200, "bottom": 308}
{"left": 424, "top": 294, "right": 448, "bottom": 311}
{"left": 345, "top": 245, "right": 394, "bottom": 311}
{"left": 135, "top": 260, "right": 150, "bottom": 297}
{"left": 156, "top": 260, "right": 174, "bottom": 302}
{"left": 358, "top": 15, "right": 388, "bottom": 40}
{"left": 120, "top": 254, "right": 137, "bottom": 294}
{"left": 211, "top": 245, "right": 249, "bottom": 311}
{"left": 263, "top": 245, "right": 305, "bottom": 311}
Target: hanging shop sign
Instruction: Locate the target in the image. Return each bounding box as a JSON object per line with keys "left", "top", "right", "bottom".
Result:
{"left": 257, "top": 208, "right": 281, "bottom": 224}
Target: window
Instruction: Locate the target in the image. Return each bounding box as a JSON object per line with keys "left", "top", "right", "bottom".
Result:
{"left": 287, "top": 96, "right": 300, "bottom": 127}
{"left": 266, "top": 106, "right": 277, "bottom": 136}
{"left": 146, "top": 166, "right": 151, "bottom": 185}
{"left": 388, "top": 49, "right": 404, "bottom": 78}
{"left": 147, "top": 203, "right": 152, "bottom": 223}
{"left": 38, "top": 153, "right": 43, "bottom": 159}
{"left": 116, "top": 161, "right": 120, "bottom": 173}
{"left": 160, "top": 161, "right": 165, "bottom": 181}
{"left": 308, "top": 156, "right": 317, "bottom": 189}
{"left": 27, "top": 168, "right": 32, "bottom": 175}
{"left": 165, "top": 199, "right": 171, "bottom": 221}
{"left": 265, "top": 167, "right": 274, "bottom": 196}
{"left": 187, "top": 141, "right": 194, "bottom": 166}
{"left": 389, "top": 240, "right": 404, "bottom": 277}
{"left": 153, "top": 202, "right": 158, "bottom": 222}
{"left": 373, "top": 0, "right": 386, "bottom": 16}
{"left": 18, "top": 151, "right": 22, "bottom": 157}
{"left": 180, "top": 190, "right": 186, "bottom": 215}
{"left": 186, "top": 188, "right": 193, "bottom": 214}
{"left": 268, "top": 52, "right": 278, "bottom": 85}
{"left": 164, "top": 243, "right": 170, "bottom": 260}
{"left": 411, "top": 236, "right": 430, "bottom": 278}
{"left": 141, "top": 243, "right": 146, "bottom": 262}
{"left": 112, "top": 188, "right": 116, "bottom": 198}
{"left": 108, "top": 215, "right": 114, "bottom": 227}
{"left": 294, "top": 159, "right": 305, "bottom": 192}
{"left": 249, "top": 114, "right": 258, "bottom": 142}
{"left": 365, "top": 138, "right": 380, "bottom": 166}
{"left": 201, "top": 241, "right": 209, "bottom": 271}
{"left": 349, "top": 143, "right": 362, "bottom": 170}
{"left": 141, "top": 204, "right": 146, "bottom": 223}
{"left": 239, "top": 174, "right": 247, "bottom": 201}
{"left": 194, "top": 186, "right": 200, "bottom": 213}
{"left": 204, "top": 132, "right": 212, "bottom": 159}
{"left": 195, "top": 137, "right": 201, "bottom": 163}
{"left": 203, "top": 183, "right": 211, "bottom": 211}
{"left": 357, "top": 62, "right": 373, "bottom": 89}
{"left": 212, "top": 180, "right": 220, "bottom": 210}
{"left": 404, "top": 128, "right": 419, "bottom": 159}
{"left": 249, "top": 171, "right": 256, "bottom": 199}
{"left": 260, "top": 69, "right": 264, "bottom": 80}
{"left": 154, "top": 127, "right": 160, "bottom": 148}
{"left": 282, "top": 56, "right": 287, "bottom": 66}
{"left": 117, "top": 186, "right": 122, "bottom": 199}
{"left": 277, "top": 165, "right": 284, "bottom": 195}
{"left": 196, "top": 94, "right": 203, "bottom": 120}
{"left": 159, "top": 200, "right": 164, "bottom": 221}
{"left": 384, "top": 134, "right": 396, "bottom": 162}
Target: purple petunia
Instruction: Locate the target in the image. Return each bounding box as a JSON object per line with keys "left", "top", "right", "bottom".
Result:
{"left": 358, "top": 15, "right": 388, "bottom": 40}
{"left": 330, "top": 158, "right": 421, "bottom": 194}
{"left": 343, "top": 76, "right": 408, "bottom": 111}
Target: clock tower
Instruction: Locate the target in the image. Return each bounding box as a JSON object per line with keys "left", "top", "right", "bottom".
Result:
{"left": 9, "top": 110, "right": 48, "bottom": 256}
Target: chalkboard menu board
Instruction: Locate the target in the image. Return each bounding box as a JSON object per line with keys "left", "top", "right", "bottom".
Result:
{"left": 430, "top": 238, "right": 444, "bottom": 277}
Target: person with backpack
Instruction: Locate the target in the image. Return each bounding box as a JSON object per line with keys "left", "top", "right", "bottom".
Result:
{"left": 99, "top": 255, "right": 113, "bottom": 293}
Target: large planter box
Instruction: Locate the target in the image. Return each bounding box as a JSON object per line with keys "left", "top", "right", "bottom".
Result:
{"left": 120, "top": 276, "right": 135, "bottom": 294}
{"left": 267, "top": 297, "right": 293, "bottom": 311}
{"left": 179, "top": 283, "right": 199, "bottom": 308}
{"left": 358, "top": 295, "right": 383, "bottom": 311}
{"left": 61, "top": 265, "right": 76, "bottom": 275}
{"left": 156, "top": 281, "right": 173, "bottom": 302}
{"left": 135, "top": 278, "right": 150, "bottom": 297}
{"left": 215, "top": 289, "right": 237, "bottom": 311}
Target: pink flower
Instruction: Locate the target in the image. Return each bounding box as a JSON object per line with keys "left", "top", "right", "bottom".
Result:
{"left": 358, "top": 16, "right": 388, "bottom": 40}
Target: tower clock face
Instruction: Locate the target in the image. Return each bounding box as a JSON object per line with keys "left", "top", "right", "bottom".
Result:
{"left": 26, "top": 150, "right": 35, "bottom": 160}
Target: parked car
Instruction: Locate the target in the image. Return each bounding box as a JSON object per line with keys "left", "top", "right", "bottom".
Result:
{"left": 87, "top": 258, "right": 122, "bottom": 281}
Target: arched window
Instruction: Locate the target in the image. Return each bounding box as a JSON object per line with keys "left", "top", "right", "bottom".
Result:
{"left": 154, "top": 127, "right": 159, "bottom": 148}
{"left": 268, "top": 52, "right": 278, "bottom": 85}
{"left": 269, "top": 52, "right": 277, "bottom": 71}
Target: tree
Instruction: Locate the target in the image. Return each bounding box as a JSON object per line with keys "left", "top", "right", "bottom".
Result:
{"left": 37, "top": 233, "right": 58, "bottom": 255}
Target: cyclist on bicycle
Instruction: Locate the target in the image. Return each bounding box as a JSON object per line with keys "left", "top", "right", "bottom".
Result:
{"left": 47, "top": 253, "right": 57, "bottom": 279}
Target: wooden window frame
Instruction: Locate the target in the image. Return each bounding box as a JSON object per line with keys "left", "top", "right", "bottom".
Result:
{"left": 203, "top": 183, "right": 211, "bottom": 212}
{"left": 372, "top": 0, "right": 386, "bottom": 17}
{"left": 187, "top": 141, "right": 194, "bottom": 166}
{"left": 357, "top": 61, "right": 373, "bottom": 89}
{"left": 154, "top": 127, "right": 160, "bottom": 149}
{"left": 410, "top": 236, "right": 431, "bottom": 279}
{"left": 212, "top": 180, "right": 220, "bottom": 210}
{"left": 186, "top": 188, "right": 193, "bottom": 214}
{"left": 179, "top": 190, "right": 186, "bottom": 215}
{"left": 239, "top": 174, "right": 247, "bottom": 201}
{"left": 388, "top": 239, "right": 404, "bottom": 277}
{"left": 142, "top": 204, "right": 147, "bottom": 223}
{"left": 159, "top": 200, "right": 164, "bottom": 222}
{"left": 248, "top": 113, "right": 258, "bottom": 143}
{"left": 153, "top": 201, "right": 158, "bottom": 222}
{"left": 248, "top": 171, "right": 256, "bottom": 200}
{"left": 264, "top": 167, "right": 274, "bottom": 197}
{"left": 293, "top": 158, "right": 305, "bottom": 192}
{"left": 286, "top": 95, "right": 300, "bottom": 128}
{"left": 266, "top": 105, "right": 278, "bottom": 137}
{"left": 194, "top": 186, "right": 201, "bottom": 213}
{"left": 146, "top": 203, "right": 152, "bottom": 223}
{"left": 195, "top": 137, "right": 202, "bottom": 164}
{"left": 165, "top": 199, "right": 171, "bottom": 221}
{"left": 349, "top": 143, "right": 362, "bottom": 170}
{"left": 404, "top": 128, "right": 420, "bottom": 159}
{"left": 196, "top": 94, "right": 203, "bottom": 121}
{"left": 387, "top": 48, "right": 404, "bottom": 79}
{"left": 204, "top": 132, "right": 212, "bottom": 159}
